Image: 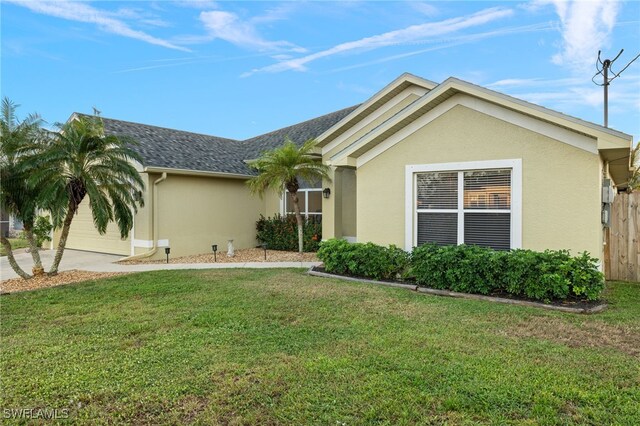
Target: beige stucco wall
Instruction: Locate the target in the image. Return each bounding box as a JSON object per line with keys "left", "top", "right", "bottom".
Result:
{"left": 341, "top": 169, "right": 357, "bottom": 237}
{"left": 356, "top": 105, "right": 603, "bottom": 259}
{"left": 149, "top": 174, "right": 266, "bottom": 260}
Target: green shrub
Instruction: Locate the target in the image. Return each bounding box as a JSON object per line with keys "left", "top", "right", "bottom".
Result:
{"left": 412, "top": 245, "right": 604, "bottom": 302}
{"left": 317, "top": 239, "right": 410, "bottom": 280}
{"left": 34, "top": 216, "right": 53, "bottom": 247}
{"left": 18, "top": 216, "right": 53, "bottom": 248}
{"left": 410, "top": 244, "right": 503, "bottom": 295}
{"left": 318, "top": 239, "right": 605, "bottom": 301}
{"left": 256, "top": 214, "right": 321, "bottom": 252}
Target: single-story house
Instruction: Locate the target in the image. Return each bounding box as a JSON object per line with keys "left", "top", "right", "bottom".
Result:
{"left": 55, "top": 73, "right": 634, "bottom": 270}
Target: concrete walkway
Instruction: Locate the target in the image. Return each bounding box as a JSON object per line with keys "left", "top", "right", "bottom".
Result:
{"left": 1, "top": 249, "right": 320, "bottom": 280}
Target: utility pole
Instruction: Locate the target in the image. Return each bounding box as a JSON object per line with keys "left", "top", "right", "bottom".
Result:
{"left": 593, "top": 49, "right": 640, "bottom": 128}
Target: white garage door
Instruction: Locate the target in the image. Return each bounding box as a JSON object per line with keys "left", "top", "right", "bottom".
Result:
{"left": 65, "top": 199, "right": 131, "bottom": 256}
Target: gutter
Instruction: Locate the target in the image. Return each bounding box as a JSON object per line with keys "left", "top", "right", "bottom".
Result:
{"left": 119, "top": 172, "right": 167, "bottom": 261}
{"left": 144, "top": 166, "right": 252, "bottom": 180}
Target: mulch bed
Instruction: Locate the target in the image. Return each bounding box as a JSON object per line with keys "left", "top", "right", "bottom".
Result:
{"left": 1, "top": 270, "right": 128, "bottom": 294}
{"left": 310, "top": 266, "right": 607, "bottom": 314}
{"left": 119, "top": 248, "right": 318, "bottom": 265}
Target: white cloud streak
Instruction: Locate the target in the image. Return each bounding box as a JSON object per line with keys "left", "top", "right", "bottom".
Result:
{"left": 198, "top": 10, "right": 305, "bottom": 52}
{"left": 242, "top": 7, "right": 514, "bottom": 76}
{"left": 534, "top": 0, "right": 620, "bottom": 72}
{"left": 7, "top": 0, "right": 189, "bottom": 51}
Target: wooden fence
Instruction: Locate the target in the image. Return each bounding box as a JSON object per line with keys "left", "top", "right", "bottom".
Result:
{"left": 605, "top": 192, "right": 640, "bottom": 282}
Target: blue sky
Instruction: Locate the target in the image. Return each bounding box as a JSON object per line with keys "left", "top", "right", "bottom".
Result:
{"left": 2, "top": 0, "right": 639, "bottom": 142}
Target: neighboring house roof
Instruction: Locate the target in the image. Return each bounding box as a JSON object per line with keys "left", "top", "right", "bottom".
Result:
{"left": 75, "top": 104, "right": 358, "bottom": 176}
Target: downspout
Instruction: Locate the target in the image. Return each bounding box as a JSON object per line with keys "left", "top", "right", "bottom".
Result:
{"left": 120, "top": 172, "right": 167, "bottom": 261}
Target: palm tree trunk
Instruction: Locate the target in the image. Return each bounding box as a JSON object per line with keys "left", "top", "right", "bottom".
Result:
{"left": 291, "top": 192, "right": 304, "bottom": 253}
{"left": 23, "top": 225, "right": 44, "bottom": 276}
{"left": 1, "top": 236, "right": 31, "bottom": 279}
{"left": 49, "top": 202, "right": 76, "bottom": 275}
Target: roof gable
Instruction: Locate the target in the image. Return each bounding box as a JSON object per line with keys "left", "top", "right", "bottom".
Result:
{"left": 327, "top": 77, "right": 633, "bottom": 184}
{"left": 315, "top": 73, "right": 437, "bottom": 148}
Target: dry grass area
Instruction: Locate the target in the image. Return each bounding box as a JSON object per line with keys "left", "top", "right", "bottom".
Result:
{"left": 119, "top": 248, "right": 318, "bottom": 265}
{"left": 502, "top": 316, "right": 640, "bottom": 357}
{"left": 0, "top": 270, "right": 127, "bottom": 294}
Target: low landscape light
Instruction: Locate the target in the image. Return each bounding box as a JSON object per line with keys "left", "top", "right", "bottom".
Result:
{"left": 164, "top": 247, "right": 170, "bottom": 264}
{"left": 212, "top": 244, "right": 218, "bottom": 262}
{"left": 261, "top": 243, "right": 267, "bottom": 260}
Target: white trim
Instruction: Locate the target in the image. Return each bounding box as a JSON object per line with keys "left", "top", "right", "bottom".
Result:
{"left": 133, "top": 239, "right": 154, "bottom": 248}
{"left": 282, "top": 188, "right": 323, "bottom": 218}
{"left": 157, "top": 239, "right": 169, "bottom": 247}
{"left": 144, "top": 166, "right": 252, "bottom": 180}
{"left": 322, "top": 87, "right": 427, "bottom": 155}
{"left": 404, "top": 159, "right": 522, "bottom": 251}
{"left": 457, "top": 172, "right": 464, "bottom": 245}
{"left": 343, "top": 236, "right": 357, "bottom": 243}
{"left": 353, "top": 93, "right": 598, "bottom": 168}
{"left": 316, "top": 73, "right": 437, "bottom": 145}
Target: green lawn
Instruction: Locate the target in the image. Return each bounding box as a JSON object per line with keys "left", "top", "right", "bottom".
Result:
{"left": 0, "top": 238, "right": 28, "bottom": 256}
{"left": 2, "top": 270, "right": 639, "bottom": 425}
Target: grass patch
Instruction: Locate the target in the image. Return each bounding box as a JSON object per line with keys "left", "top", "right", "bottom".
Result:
{"left": 1, "top": 270, "right": 639, "bottom": 424}
{"left": 0, "top": 238, "right": 28, "bottom": 256}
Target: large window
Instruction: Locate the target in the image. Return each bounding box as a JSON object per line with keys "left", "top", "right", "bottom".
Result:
{"left": 283, "top": 178, "right": 322, "bottom": 220}
{"left": 406, "top": 160, "right": 521, "bottom": 251}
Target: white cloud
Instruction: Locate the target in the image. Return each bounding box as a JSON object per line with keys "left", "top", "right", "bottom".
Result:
{"left": 409, "top": 2, "right": 440, "bottom": 18}
{"left": 533, "top": 0, "right": 620, "bottom": 72}
{"left": 199, "top": 10, "right": 305, "bottom": 52}
{"left": 173, "top": 0, "right": 218, "bottom": 9}
{"left": 7, "top": 0, "right": 188, "bottom": 51}
{"left": 243, "top": 7, "right": 514, "bottom": 76}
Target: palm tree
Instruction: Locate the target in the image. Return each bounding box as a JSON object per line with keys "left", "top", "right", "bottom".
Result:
{"left": 25, "top": 115, "right": 145, "bottom": 274}
{"left": 0, "top": 98, "right": 46, "bottom": 278}
{"left": 247, "top": 138, "right": 330, "bottom": 253}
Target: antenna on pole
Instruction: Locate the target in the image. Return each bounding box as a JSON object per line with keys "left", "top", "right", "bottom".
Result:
{"left": 592, "top": 49, "right": 640, "bottom": 127}
{"left": 92, "top": 106, "right": 102, "bottom": 116}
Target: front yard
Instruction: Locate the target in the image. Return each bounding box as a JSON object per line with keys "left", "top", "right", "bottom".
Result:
{"left": 0, "top": 238, "right": 28, "bottom": 257}
{"left": 1, "top": 269, "right": 639, "bottom": 424}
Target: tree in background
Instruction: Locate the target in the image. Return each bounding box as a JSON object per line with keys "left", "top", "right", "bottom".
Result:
{"left": 247, "top": 138, "right": 330, "bottom": 253}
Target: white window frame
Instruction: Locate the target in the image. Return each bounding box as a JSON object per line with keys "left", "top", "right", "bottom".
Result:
{"left": 281, "top": 188, "right": 323, "bottom": 219}
{"left": 405, "top": 159, "right": 522, "bottom": 251}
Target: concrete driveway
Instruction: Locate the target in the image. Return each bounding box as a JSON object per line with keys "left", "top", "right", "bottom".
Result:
{"left": 1, "top": 249, "right": 321, "bottom": 280}
{"left": 0, "top": 249, "right": 122, "bottom": 280}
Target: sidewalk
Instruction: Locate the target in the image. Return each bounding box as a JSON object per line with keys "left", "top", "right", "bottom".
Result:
{"left": 1, "top": 249, "right": 320, "bottom": 280}
{"left": 85, "top": 261, "right": 321, "bottom": 273}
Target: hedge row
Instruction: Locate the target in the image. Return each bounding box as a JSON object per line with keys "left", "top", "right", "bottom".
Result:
{"left": 256, "top": 214, "right": 322, "bottom": 252}
{"left": 317, "top": 239, "right": 604, "bottom": 301}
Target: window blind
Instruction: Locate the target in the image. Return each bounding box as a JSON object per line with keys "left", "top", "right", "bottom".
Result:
{"left": 415, "top": 168, "right": 512, "bottom": 250}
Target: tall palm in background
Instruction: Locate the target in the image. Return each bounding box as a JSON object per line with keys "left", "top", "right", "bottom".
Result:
{"left": 247, "top": 138, "right": 330, "bottom": 253}
{"left": 25, "top": 115, "right": 145, "bottom": 274}
{"left": 0, "top": 98, "right": 46, "bottom": 278}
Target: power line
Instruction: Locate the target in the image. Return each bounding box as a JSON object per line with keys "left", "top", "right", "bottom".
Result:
{"left": 591, "top": 49, "right": 640, "bottom": 127}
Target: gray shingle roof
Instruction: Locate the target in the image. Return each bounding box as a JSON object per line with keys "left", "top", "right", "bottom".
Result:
{"left": 80, "top": 104, "right": 358, "bottom": 176}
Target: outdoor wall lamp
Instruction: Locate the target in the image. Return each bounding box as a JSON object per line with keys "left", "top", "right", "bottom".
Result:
{"left": 164, "top": 247, "right": 170, "bottom": 264}
{"left": 261, "top": 243, "right": 268, "bottom": 260}
{"left": 211, "top": 244, "right": 218, "bottom": 262}
{"left": 323, "top": 188, "right": 331, "bottom": 199}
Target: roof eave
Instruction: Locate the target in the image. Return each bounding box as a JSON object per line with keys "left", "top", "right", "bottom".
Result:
{"left": 143, "top": 166, "right": 253, "bottom": 180}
